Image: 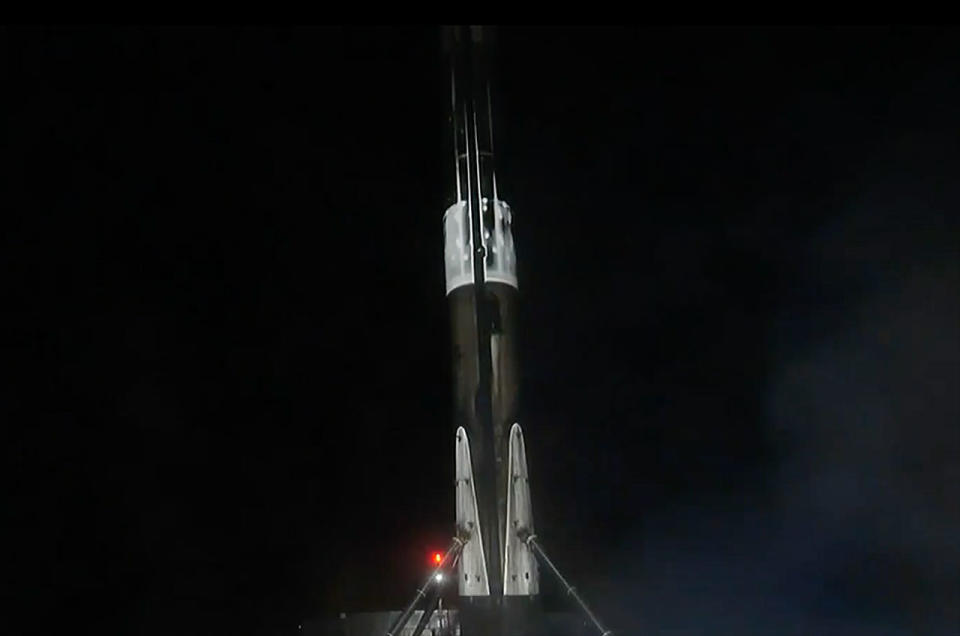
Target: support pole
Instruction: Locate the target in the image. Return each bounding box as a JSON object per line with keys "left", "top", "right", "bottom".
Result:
{"left": 412, "top": 549, "right": 459, "bottom": 636}
{"left": 409, "top": 587, "right": 440, "bottom": 636}
{"left": 520, "top": 530, "right": 613, "bottom": 636}
{"left": 384, "top": 537, "right": 464, "bottom": 636}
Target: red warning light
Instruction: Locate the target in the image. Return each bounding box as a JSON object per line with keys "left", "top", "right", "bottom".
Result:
{"left": 432, "top": 552, "right": 443, "bottom": 565}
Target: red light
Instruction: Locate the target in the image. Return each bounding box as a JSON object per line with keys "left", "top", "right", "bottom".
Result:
{"left": 433, "top": 552, "right": 443, "bottom": 565}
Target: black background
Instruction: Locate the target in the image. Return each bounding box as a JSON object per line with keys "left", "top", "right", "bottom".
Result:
{"left": 4, "top": 26, "right": 958, "bottom": 635}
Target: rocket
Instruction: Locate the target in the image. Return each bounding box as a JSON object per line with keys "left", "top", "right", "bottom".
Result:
{"left": 380, "top": 26, "right": 610, "bottom": 636}
{"left": 441, "top": 25, "right": 540, "bottom": 635}
{"left": 307, "top": 25, "right": 610, "bottom": 636}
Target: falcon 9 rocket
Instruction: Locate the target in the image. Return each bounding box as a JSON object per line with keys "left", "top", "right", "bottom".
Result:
{"left": 442, "top": 25, "right": 540, "bottom": 636}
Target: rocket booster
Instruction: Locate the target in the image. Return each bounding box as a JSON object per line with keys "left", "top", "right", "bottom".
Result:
{"left": 376, "top": 27, "right": 609, "bottom": 636}
{"left": 442, "top": 25, "right": 539, "bottom": 623}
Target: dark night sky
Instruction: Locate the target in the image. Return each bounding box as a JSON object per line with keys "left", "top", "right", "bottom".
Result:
{"left": 4, "top": 26, "right": 959, "bottom": 635}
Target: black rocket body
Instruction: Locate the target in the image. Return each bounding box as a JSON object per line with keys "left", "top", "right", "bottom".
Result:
{"left": 442, "top": 26, "right": 540, "bottom": 636}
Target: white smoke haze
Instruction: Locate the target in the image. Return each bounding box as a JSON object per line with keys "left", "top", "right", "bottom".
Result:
{"left": 590, "top": 146, "right": 959, "bottom": 635}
